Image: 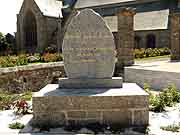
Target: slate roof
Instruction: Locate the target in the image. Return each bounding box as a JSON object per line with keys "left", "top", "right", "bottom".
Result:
{"left": 18, "top": 0, "right": 63, "bottom": 18}
{"left": 34, "top": 0, "right": 63, "bottom": 18}
{"left": 75, "top": 0, "right": 135, "bottom": 9}
{"left": 104, "top": 9, "right": 169, "bottom": 32}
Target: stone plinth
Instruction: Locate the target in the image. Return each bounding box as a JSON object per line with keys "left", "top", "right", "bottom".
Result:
{"left": 59, "top": 77, "right": 122, "bottom": 88}
{"left": 32, "top": 83, "right": 149, "bottom": 128}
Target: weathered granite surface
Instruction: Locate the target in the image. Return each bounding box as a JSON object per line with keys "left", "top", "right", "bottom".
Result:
{"left": 59, "top": 77, "right": 122, "bottom": 88}
{"left": 60, "top": 9, "right": 121, "bottom": 88}
{"left": 32, "top": 83, "right": 149, "bottom": 128}
{"left": 62, "top": 9, "right": 116, "bottom": 79}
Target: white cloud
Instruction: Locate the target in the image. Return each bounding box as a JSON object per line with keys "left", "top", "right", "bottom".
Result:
{"left": 0, "top": 0, "right": 23, "bottom": 35}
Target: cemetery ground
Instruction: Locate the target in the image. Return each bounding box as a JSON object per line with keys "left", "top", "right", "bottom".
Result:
{"left": 0, "top": 83, "right": 180, "bottom": 135}
{"left": 0, "top": 58, "right": 179, "bottom": 135}
{"left": 0, "top": 37, "right": 174, "bottom": 134}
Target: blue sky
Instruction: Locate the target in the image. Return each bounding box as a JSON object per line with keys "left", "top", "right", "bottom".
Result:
{"left": 0, "top": 0, "right": 23, "bottom": 35}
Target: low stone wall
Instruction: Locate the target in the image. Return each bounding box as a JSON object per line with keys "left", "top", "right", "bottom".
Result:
{"left": 125, "top": 66, "right": 180, "bottom": 90}
{"left": 0, "top": 62, "right": 65, "bottom": 93}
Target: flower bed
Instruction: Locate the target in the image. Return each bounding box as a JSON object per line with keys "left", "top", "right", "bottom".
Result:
{"left": 134, "top": 48, "right": 170, "bottom": 59}
{"left": 0, "top": 53, "right": 63, "bottom": 68}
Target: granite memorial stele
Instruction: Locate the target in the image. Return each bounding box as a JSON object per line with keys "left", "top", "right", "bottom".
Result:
{"left": 32, "top": 9, "right": 149, "bottom": 128}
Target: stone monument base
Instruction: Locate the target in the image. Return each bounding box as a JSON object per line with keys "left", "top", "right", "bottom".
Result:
{"left": 32, "top": 83, "right": 149, "bottom": 128}
{"left": 59, "top": 77, "right": 122, "bottom": 88}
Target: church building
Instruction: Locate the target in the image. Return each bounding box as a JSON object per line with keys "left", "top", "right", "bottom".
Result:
{"left": 16, "top": 0, "right": 63, "bottom": 53}
{"left": 74, "top": 0, "right": 175, "bottom": 49}
{"left": 16, "top": 0, "right": 180, "bottom": 53}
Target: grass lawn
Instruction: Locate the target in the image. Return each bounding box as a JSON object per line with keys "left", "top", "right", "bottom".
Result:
{"left": 135, "top": 55, "right": 170, "bottom": 61}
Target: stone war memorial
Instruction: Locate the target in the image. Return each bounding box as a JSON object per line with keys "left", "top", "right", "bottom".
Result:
{"left": 32, "top": 9, "right": 149, "bottom": 128}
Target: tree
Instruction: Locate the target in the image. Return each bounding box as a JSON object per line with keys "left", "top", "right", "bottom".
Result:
{"left": 0, "top": 32, "right": 15, "bottom": 55}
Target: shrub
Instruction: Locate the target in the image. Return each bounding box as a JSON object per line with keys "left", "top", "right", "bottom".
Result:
{"left": 9, "top": 122, "right": 25, "bottom": 129}
{"left": 134, "top": 49, "right": 145, "bottom": 58}
{"left": 157, "top": 84, "right": 180, "bottom": 108}
{"left": 0, "top": 55, "right": 28, "bottom": 67}
{"left": 144, "top": 83, "right": 166, "bottom": 112}
{"left": 41, "top": 53, "right": 63, "bottom": 62}
{"left": 145, "top": 84, "right": 180, "bottom": 112}
{"left": 44, "top": 46, "right": 57, "bottom": 53}
{"left": 16, "top": 54, "right": 28, "bottom": 66}
{"left": 0, "top": 91, "right": 19, "bottom": 110}
{"left": 161, "top": 124, "right": 180, "bottom": 132}
{"left": 144, "top": 83, "right": 155, "bottom": 105}
{"left": 0, "top": 53, "right": 63, "bottom": 68}
{"left": 145, "top": 48, "right": 154, "bottom": 57}
{"left": 135, "top": 48, "right": 170, "bottom": 59}
{"left": 163, "top": 47, "right": 171, "bottom": 55}
{"left": 27, "top": 53, "right": 41, "bottom": 63}
{"left": 0, "top": 56, "right": 17, "bottom": 67}
{"left": 151, "top": 96, "right": 166, "bottom": 112}
{"left": 167, "top": 85, "right": 180, "bottom": 103}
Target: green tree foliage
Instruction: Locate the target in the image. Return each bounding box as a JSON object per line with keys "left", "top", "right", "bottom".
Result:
{"left": 0, "top": 32, "right": 15, "bottom": 55}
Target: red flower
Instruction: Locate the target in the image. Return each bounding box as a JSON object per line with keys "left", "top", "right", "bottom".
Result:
{"left": 18, "top": 100, "right": 28, "bottom": 108}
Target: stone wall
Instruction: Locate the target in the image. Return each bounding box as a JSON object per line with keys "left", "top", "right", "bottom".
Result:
{"left": 0, "top": 62, "right": 65, "bottom": 93}
{"left": 124, "top": 65, "right": 180, "bottom": 90}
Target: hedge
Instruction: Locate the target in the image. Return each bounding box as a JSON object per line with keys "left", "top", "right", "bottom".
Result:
{"left": 134, "top": 48, "right": 170, "bottom": 59}
{"left": 0, "top": 53, "right": 63, "bottom": 68}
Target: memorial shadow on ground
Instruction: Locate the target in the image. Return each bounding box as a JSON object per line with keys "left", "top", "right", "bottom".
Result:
{"left": 19, "top": 117, "right": 147, "bottom": 135}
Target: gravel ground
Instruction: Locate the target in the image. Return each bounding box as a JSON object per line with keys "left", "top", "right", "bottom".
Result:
{"left": 0, "top": 104, "right": 180, "bottom": 135}
{"left": 148, "top": 103, "right": 180, "bottom": 135}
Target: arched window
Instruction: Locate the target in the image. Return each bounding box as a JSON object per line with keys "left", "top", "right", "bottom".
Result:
{"left": 146, "top": 34, "right": 156, "bottom": 48}
{"left": 23, "top": 11, "right": 37, "bottom": 53}
{"left": 135, "top": 36, "right": 141, "bottom": 49}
